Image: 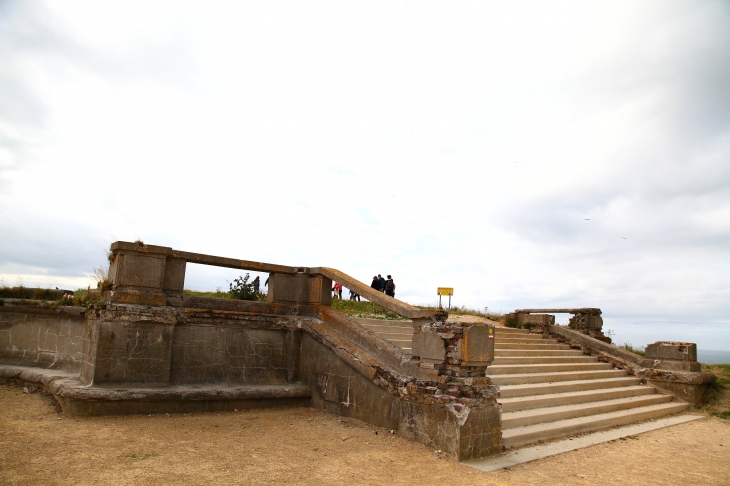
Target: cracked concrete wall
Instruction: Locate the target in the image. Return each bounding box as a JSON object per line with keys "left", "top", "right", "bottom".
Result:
{"left": 0, "top": 309, "right": 85, "bottom": 372}
{"left": 300, "top": 333, "right": 402, "bottom": 429}
{"left": 170, "top": 326, "right": 292, "bottom": 385}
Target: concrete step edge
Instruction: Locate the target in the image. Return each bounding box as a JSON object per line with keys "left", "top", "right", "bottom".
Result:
{"left": 497, "top": 377, "right": 642, "bottom": 397}
{"left": 501, "top": 402, "right": 689, "bottom": 448}
{"left": 487, "top": 363, "right": 612, "bottom": 375}
{"left": 501, "top": 394, "right": 674, "bottom": 428}
{"left": 489, "top": 370, "right": 628, "bottom": 385}
{"left": 499, "top": 385, "right": 656, "bottom": 412}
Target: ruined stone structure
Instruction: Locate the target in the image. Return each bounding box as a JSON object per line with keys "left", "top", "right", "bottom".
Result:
{"left": 0, "top": 241, "right": 715, "bottom": 459}
{"left": 0, "top": 241, "right": 500, "bottom": 461}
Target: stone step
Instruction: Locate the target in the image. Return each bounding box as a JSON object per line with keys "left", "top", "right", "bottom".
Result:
{"left": 487, "top": 362, "right": 612, "bottom": 375}
{"left": 385, "top": 339, "right": 412, "bottom": 347}
{"left": 489, "top": 369, "right": 628, "bottom": 386}
{"left": 370, "top": 332, "right": 413, "bottom": 340}
{"left": 501, "top": 402, "right": 689, "bottom": 449}
{"left": 491, "top": 356, "right": 598, "bottom": 365}
{"left": 360, "top": 324, "right": 414, "bottom": 333}
{"left": 501, "top": 394, "right": 673, "bottom": 429}
{"left": 499, "top": 385, "right": 657, "bottom": 412}
{"left": 493, "top": 327, "right": 532, "bottom": 334}
{"left": 496, "top": 343, "right": 571, "bottom": 350}
{"left": 498, "top": 377, "right": 642, "bottom": 398}
{"left": 494, "top": 349, "right": 584, "bottom": 357}
{"left": 497, "top": 336, "right": 553, "bottom": 343}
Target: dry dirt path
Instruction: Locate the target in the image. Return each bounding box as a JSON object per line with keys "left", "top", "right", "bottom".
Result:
{"left": 1, "top": 380, "right": 729, "bottom": 486}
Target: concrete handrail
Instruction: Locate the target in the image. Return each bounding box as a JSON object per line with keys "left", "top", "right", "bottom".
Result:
{"left": 110, "top": 241, "right": 443, "bottom": 321}
{"left": 310, "top": 267, "right": 439, "bottom": 320}
{"left": 111, "top": 242, "right": 300, "bottom": 274}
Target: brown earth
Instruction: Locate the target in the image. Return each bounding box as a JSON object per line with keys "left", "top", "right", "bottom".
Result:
{"left": 1, "top": 380, "right": 729, "bottom": 486}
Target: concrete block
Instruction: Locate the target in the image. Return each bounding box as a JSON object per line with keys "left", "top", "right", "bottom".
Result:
{"left": 517, "top": 314, "right": 554, "bottom": 326}
{"left": 648, "top": 380, "right": 709, "bottom": 407}
{"left": 268, "top": 273, "right": 331, "bottom": 305}
{"left": 461, "top": 325, "right": 495, "bottom": 365}
{"left": 585, "top": 315, "right": 603, "bottom": 330}
{"left": 104, "top": 289, "right": 167, "bottom": 306}
{"left": 113, "top": 253, "right": 166, "bottom": 289}
{"left": 163, "top": 258, "right": 186, "bottom": 294}
{"left": 645, "top": 342, "right": 697, "bottom": 362}
{"left": 412, "top": 331, "right": 445, "bottom": 362}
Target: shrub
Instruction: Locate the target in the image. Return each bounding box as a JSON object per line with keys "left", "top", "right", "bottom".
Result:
{"left": 228, "top": 274, "right": 266, "bottom": 302}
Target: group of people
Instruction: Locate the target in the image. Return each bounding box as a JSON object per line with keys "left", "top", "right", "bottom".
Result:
{"left": 332, "top": 282, "right": 363, "bottom": 301}
{"left": 331, "top": 274, "right": 396, "bottom": 301}
{"left": 371, "top": 274, "right": 396, "bottom": 298}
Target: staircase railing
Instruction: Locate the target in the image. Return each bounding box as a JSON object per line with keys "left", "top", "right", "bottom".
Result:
{"left": 106, "top": 241, "right": 441, "bottom": 321}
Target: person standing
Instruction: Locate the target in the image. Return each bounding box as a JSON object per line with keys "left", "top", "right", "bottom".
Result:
{"left": 371, "top": 276, "right": 379, "bottom": 291}
{"left": 333, "top": 282, "right": 343, "bottom": 300}
{"left": 253, "top": 276, "right": 260, "bottom": 293}
{"left": 384, "top": 275, "right": 395, "bottom": 298}
{"left": 378, "top": 274, "right": 386, "bottom": 293}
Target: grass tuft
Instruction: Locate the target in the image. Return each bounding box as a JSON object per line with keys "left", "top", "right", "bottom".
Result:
{"left": 619, "top": 342, "right": 646, "bottom": 357}
{"left": 331, "top": 300, "right": 407, "bottom": 320}
{"left": 700, "top": 364, "right": 730, "bottom": 419}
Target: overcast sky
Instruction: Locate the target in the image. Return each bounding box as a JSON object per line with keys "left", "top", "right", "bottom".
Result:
{"left": 1, "top": 1, "right": 728, "bottom": 351}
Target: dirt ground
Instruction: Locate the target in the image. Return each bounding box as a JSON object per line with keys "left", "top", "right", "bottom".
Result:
{"left": 1, "top": 381, "right": 729, "bottom": 486}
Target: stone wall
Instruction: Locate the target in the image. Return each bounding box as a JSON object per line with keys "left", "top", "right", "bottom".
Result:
{"left": 0, "top": 300, "right": 503, "bottom": 461}
{"left": 0, "top": 305, "right": 86, "bottom": 372}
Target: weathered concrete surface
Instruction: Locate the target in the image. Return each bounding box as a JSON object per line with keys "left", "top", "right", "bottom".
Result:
{"left": 0, "top": 364, "right": 311, "bottom": 416}
{"left": 645, "top": 341, "right": 700, "bottom": 372}
{"left": 300, "top": 333, "right": 402, "bottom": 430}
{"left": 81, "top": 306, "right": 176, "bottom": 386}
{"left": 170, "top": 326, "right": 293, "bottom": 385}
{"left": 0, "top": 305, "right": 86, "bottom": 372}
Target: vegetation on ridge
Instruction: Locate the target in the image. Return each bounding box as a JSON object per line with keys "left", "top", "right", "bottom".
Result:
{"left": 701, "top": 364, "right": 730, "bottom": 420}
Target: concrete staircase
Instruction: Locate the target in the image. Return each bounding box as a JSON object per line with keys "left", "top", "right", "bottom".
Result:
{"left": 357, "top": 319, "right": 689, "bottom": 450}
{"left": 357, "top": 318, "right": 415, "bottom": 352}
{"left": 491, "top": 327, "right": 687, "bottom": 448}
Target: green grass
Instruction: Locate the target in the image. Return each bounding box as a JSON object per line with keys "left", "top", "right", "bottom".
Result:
{"left": 331, "top": 301, "right": 502, "bottom": 322}
{"left": 330, "top": 300, "right": 408, "bottom": 320}
{"left": 619, "top": 343, "right": 646, "bottom": 357}
{"left": 183, "top": 289, "right": 234, "bottom": 299}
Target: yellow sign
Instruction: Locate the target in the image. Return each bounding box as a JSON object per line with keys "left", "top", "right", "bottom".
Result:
{"left": 437, "top": 287, "right": 454, "bottom": 296}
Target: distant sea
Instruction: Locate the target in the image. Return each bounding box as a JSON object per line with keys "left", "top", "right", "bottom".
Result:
{"left": 697, "top": 349, "right": 730, "bottom": 365}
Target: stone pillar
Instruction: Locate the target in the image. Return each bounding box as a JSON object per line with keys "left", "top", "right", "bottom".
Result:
{"left": 106, "top": 242, "right": 180, "bottom": 306}
{"left": 407, "top": 319, "right": 501, "bottom": 459}
{"left": 267, "top": 272, "right": 331, "bottom": 306}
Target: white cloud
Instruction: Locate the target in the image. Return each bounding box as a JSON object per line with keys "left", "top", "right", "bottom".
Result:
{"left": 0, "top": 0, "right": 728, "bottom": 350}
